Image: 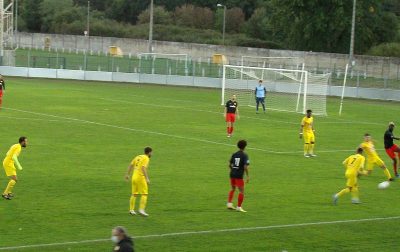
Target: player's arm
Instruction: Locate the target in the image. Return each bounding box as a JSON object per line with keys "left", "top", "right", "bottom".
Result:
{"left": 236, "top": 106, "right": 240, "bottom": 119}
{"left": 342, "top": 157, "right": 349, "bottom": 167}
{"left": 142, "top": 165, "right": 150, "bottom": 184}
{"left": 358, "top": 158, "right": 368, "bottom": 176}
{"left": 393, "top": 134, "right": 400, "bottom": 140}
{"left": 125, "top": 164, "right": 134, "bottom": 181}
{"left": 244, "top": 164, "right": 249, "bottom": 183}
{"left": 12, "top": 154, "right": 22, "bottom": 170}
{"left": 299, "top": 121, "right": 304, "bottom": 138}
{"left": 264, "top": 87, "right": 267, "bottom": 96}
{"left": 223, "top": 104, "right": 227, "bottom": 117}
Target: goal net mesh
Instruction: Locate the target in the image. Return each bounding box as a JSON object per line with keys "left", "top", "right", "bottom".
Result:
{"left": 222, "top": 65, "right": 330, "bottom": 115}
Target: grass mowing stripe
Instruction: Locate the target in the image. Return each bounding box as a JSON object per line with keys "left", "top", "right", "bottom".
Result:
{"left": 2, "top": 107, "right": 362, "bottom": 154}
{"left": 1, "top": 216, "right": 399, "bottom": 250}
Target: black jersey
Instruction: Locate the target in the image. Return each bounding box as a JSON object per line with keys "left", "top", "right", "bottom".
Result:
{"left": 229, "top": 150, "right": 249, "bottom": 179}
{"left": 0, "top": 80, "right": 5, "bottom": 90}
{"left": 225, "top": 100, "right": 238, "bottom": 114}
{"left": 384, "top": 129, "right": 395, "bottom": 149}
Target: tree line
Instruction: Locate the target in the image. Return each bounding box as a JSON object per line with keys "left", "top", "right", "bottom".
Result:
{"left": 14, "top": 0, "right": 400, "bottom": 56}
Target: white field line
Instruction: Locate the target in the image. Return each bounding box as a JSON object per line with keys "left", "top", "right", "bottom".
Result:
{"left": 0, "top": 107, "right": 371, "bottom": 154}
{"left": 1, "top": 216, "right": 399, "bottom": 250}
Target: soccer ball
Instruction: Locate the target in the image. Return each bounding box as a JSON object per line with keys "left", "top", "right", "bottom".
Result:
{"left": 378, "top": 181, "right": 390, "bottom": 189}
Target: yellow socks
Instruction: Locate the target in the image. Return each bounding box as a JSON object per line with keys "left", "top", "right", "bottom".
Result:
{"left": 309, "top": 143, "right": 315, "bottom": 154}
{"left": 139, "top": 195, "right": 148, "bottom": 210}
{"left": 383, "top": 168, "right": 392, "bottom": 180}
{"left": 3, "top": 180, "right": 16, "bottom": 195}
{"left": 129, "top": 195, "right": 136, "bottom": 211}
{"left": 304, "top": 144, "right": 309, "bottom": 155}
{"left": 351, "top": 187, "right": 359, "bottom": 200}
{"left": 337, "top": 188, "right": 350, "bottom": 197}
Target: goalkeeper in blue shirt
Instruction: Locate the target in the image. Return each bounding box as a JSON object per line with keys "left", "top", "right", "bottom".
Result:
{"left": 255, "top": 80, "right": 267, "bottom": 113}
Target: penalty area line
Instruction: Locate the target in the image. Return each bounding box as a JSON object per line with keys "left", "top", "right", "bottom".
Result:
{"left": 1, "top": 216, "right": 399, "bottom": 250}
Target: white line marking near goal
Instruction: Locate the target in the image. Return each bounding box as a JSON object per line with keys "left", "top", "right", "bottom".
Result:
{"left": 1, "top": 107, "right": 364, "bottom": 154}
{"left": 1, "top": 216, "right": 399, "bottom": 250}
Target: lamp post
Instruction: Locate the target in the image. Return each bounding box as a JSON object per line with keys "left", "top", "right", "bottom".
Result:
{"left": 349, "top": 0, "right": 356, "bottom": 67}
{"left": 148, "top": 0, "right": 154, "bottom": 53}
{"left": 217, "top": 3, "right": 226, "bottom": 45}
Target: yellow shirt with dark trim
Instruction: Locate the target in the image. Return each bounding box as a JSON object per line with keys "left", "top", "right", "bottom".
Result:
{"left": 343, "top": 154, "right": 365, "bottom": 176}
{"left": 131, "top": 154, "right": 150, "bottom": 179}
{"left": 3, "top": 144, "right": 22, "bottom": 165}
{"left": 301, "top": 116, "right": 313, "bottom": 133}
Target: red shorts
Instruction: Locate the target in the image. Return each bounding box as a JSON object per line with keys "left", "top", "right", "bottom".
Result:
{"left": 385, "top": 144, "right": 400, "bottom": 159}
{"left": 226, "top": 113, "right": 236, "bottom": 123}
{"left": 230, "top": 178, "right": 244, "bottom": 187}
{"left": 0, "top": 90, "right": 3, "bottom": 97}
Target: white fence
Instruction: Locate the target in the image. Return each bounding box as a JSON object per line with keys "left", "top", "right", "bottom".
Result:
{"left": 1, "top": 66, "right": 400, "bottom": 101}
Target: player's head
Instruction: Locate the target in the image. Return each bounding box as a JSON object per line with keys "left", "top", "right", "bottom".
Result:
{"left": 306, "top": 109, "right": 312, "bottom": 117}
{"left": 237, "top": 140, "right": 247, "bottom": 150}
{"left": 19, "top": 136, "right": 27, "bottom": 148}
{"left": 258, "top": 80, "right": 263, "bottom": 85}
{"left": 231, "top": 95, "right": 236, "bottom": 101}
{"left": 356, "top": 147, "right": 363, "bottom": 154}
{"left": 364, "top": 133, "right": 371, "bottom": 142}
{"left": 111, "top": 226, "right": 129, "bottom": 244}
{"left": 144, "top": 146, "right": 152, "bottom": 157}
{"left": 388, "top": 122, "right": 395, "bottom": 131}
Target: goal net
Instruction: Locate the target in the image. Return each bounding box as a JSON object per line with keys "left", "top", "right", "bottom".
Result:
{"left": 241, "top": 56, "right": 303, "bottom": 71}
{"left": 221, "top": 65, "right": 331, "bottom": 115}
{"left": 137, "top": 53, "right": 189, "bottom": 75}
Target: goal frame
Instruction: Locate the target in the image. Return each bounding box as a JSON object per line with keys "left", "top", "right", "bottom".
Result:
{"left": 221, "top": 64, "right": 309, "bottom": 114}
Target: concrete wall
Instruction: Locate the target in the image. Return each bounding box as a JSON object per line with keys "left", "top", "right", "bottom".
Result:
{"left": 13, "top": 32, "right": 400, "bottom": 79}
{"left": 1, "top": 66, "right": 400, "bottom": 103}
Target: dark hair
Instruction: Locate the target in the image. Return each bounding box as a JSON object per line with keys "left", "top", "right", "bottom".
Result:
{"left": 306, "top": 109, "right": 312, "bottom": 113}
{"left": 237, "top": 140, "right": 247, "bottom": 150}
{"left": 364, "top": 133, "right": 370, "bottom": 137}
{"left": 114, "top": 226, "right": 128, "bottom": 237}
{"left": 19, "top": 136, "right": 27, "bottom": 143}
{"left": 144, "top": 147, "right": 152, "bottom": 154}
{"left": 259, "top": 80, "right": 263, "bottom": 83}
{"left": 357, "top": 147, "right": 363, "bottom": 154}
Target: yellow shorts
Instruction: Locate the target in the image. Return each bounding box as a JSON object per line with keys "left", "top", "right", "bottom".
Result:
{"left": 3, "top": 163, "right": 16, "bottom": 177}
{"left": 345, "top": 174, "right": 358, "bottom": 188}
{"left": 366, "top": 156, "right": 385, "bottom": 171}
{"left": 303, "top": 132, "right": 315, "bottom": 144}
{"left": 132, "top": 176, "right": 148, "bottom": 195}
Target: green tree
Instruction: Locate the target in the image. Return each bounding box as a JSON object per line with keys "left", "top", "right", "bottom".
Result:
{"left": 39, "top": 0, "right": 74, "bottom": 32}
{"left": 21, "top": 0, "right": 43, "bottom": 32}
{"left": 268, "top": 0, "right": 398, "bottom": 53}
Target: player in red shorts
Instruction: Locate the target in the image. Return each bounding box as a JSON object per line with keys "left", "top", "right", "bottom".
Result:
{"left": 224, "top": 95, "right": 239, "bottom": 137}
{"left": 227, "top": 139, "right": 249, "bottom": 212}
{"left": 384, "top": 122, "right": 400, "bottom": 177}
{"left": 0, "top": 75, "right": 5, "bottom": 109}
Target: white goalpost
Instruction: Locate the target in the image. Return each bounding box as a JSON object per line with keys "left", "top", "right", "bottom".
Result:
{"left": 222, "top": 65, "right": 331, "bottom": 116}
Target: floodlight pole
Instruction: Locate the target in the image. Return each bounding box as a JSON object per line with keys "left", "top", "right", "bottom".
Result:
{"left": 0, "top": 0, "right": 3, "bottom": 63}
{"left": 14, "top": 0, "right": 17, "bottom": 33}
{"left": 87, "top": 1, "right": 90, "bottom": 50}
{"left": 217, "top": 4, "right": 226, "bottom": 45}
{"left": 349, "top": 0, "right": 356, "bottom": 67}
{"left": 148, "top": 0, "right": 154, "bottom": 53}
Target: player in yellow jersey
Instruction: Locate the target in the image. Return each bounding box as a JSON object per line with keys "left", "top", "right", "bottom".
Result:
{"left": 125, "top": 147, "right": 152, "bottom": 217}
{"left": 359, "top": 133, "right": 393, "bottom": 181}
{"left": 333, "top": 147, "right": 367, "bottom": 205}
{"left": 300, "top": 109, "right": 316, "bottom": 157}
{"left": 2, "top": 137, "right": 28, "bottom": 200}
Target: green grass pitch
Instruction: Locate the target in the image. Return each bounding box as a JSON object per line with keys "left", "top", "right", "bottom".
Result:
{"left": 0, "top": 77, "right": 399, "bottom": 251}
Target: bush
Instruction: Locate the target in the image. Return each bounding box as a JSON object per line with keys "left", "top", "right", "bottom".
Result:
{"left": 137, "top": 6, "right": 173, "bottom": 25}
{"left": 174, "top": 5, "right": 214, "bottom": 29}
{"left": 367, "top": 43, "right": 400, "bottom": 57}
